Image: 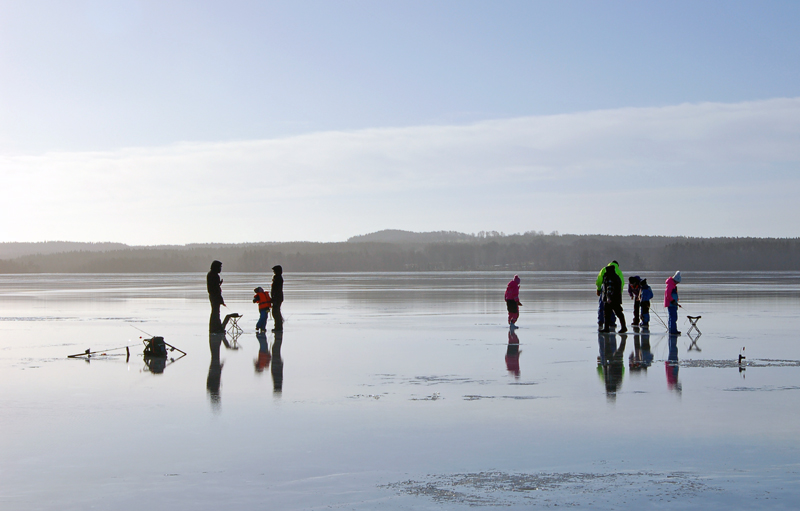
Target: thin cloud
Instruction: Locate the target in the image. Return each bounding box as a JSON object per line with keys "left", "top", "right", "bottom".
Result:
{"left": 2, "top": 98, "right": 799, "bottom": 243}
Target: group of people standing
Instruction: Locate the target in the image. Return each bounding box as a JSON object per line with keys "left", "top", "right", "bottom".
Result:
{"left": 596, "top": 261, "right": 682, "bottom": 335}
{"left": 503, "top": 264, "right": 683, "bottom": 335}
{"left": 206, "top": 260, "right": 284, "bottom": 334}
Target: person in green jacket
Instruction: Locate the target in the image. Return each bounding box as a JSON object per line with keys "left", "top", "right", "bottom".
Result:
{"left": 596, "top": 260, "right": 627, "bottom": 333}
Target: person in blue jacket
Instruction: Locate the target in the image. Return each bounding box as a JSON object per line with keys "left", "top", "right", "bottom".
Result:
{"left": 638, "top": 278, "right": 654, "bottom": 328}
{"left": 628, "top": 276, "right": 642, "bottom": 326}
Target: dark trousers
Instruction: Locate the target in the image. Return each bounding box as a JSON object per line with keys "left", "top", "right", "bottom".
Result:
{"left": 209, "top": 299, "right": 223, "bottom": 333}
{"left": 640, "top": 300, "right": 650, "bottom": 325}
{"left": 506, "top": 299, "right": 520, "bottom": 324}
{"left": 256, "top": 308, "right": 269, "bottom": 330}
{"left": 632, "top": 299, "right": 641, "bottom": 325}
{"left": 603, "top": 302, "right": 626, "bottom": 331}
{"left": 598, "top": 295, "right": 609, "bottom": 326}
{"left": 668, "top": 304, "right": 679, "bottom": 333}
{"left": 272, "top": 302, "right": 283, "bottom": 331}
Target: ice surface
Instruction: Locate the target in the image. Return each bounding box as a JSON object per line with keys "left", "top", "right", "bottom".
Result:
{"left": 1, "top": 271, "right": 799, "bottom": 510}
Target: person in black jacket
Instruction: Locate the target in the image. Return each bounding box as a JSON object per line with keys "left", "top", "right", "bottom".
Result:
{"left": 207, "top": 260, "right": 225, "bottom": 333}
{"left": 271, "top": 265, "right": 284, "bottom": 331}
{"left": 601, "top": 262, "right": 627, "bottom": 334}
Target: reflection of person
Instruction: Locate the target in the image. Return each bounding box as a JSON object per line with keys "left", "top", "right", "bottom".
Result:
{"left": 504, "top": 275, "right": 522, "bottom": 329}
{"left": 253, "top": 287, "right": 272, "bottom": 333}
{"left": 629, "top": 328, "right": 653, "bottom": 371}
{"left": 666, "top": 333, "right": 681, "bottom": 392}
{"left": 597, "top": 332, "right": 626, "bottom": 401}
{"left": 271, "top": 265, "right": 284, "bottom": 331}
{"left": 255, "top": 331, "right": 271, "bottom": 372}
{"left": 207, "top": 332, "right": 225, "bottom": 411}
{"left": 664, "top": 271, "right": 681, "bottom": 334}
{"left": 207, "top": 260, "right": 225, "bottom": 333}
{"left": 271, "top": 330, "right": 284, "bottom": 393}
{"left": 505, "top": 330, "right": 521, "bottom": 378}
{"left": 597, "top": 261, "right": 627, "bottom": 333}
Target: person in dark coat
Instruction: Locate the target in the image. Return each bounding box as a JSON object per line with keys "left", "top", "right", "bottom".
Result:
{"left": 207, "top": 260, "right": 225, "bottom": 333}
{"left": 271, "top": 265, "right": 284, "bottom": 331}
{"left": 599, "top": 261, "right": 627, "bottom": 333}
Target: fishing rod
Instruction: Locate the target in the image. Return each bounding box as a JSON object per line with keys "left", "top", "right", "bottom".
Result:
{"left": 68, "top": 345, "right": 132, "bottom": 359}
{"left": 130, "top": 324, "right": 186, "bottom": 355}
{"left": 68, "top": 323, "right": 148, "bottom": 360}
{"left": 650, "top": 307, "right": 669, "bottom": 331}
{"left": 129, "top": 324, "right": 154, "bottom": 337}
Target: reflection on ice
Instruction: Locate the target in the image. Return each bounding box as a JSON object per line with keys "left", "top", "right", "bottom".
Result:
{"left": 206, "top": 332, "right": 226, "bottom": 411}
{"left": 2, "top": 271, "right": 800, "bottom": 510}
{"left": 628, "top": 327, "right": 654, "bottom": 372}
{"left": 597, "top": 332, "right": 626, "bottom": 401}
{"left": 504, "top": 330, "right": 521, "bottom": 378}
{"left": 271, "top": 330, "right": 284, "bottom": 394}
{"left": 666, "top": 334, "right": 682, "bottom": 393}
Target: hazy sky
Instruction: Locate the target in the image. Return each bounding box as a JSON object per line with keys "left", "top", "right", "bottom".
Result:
{"left": 2, "top": 0, "right": 799, "bottom": 244}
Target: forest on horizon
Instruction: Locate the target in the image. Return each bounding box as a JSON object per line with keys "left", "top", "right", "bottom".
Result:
{"left": 0, "top": 230, "right": 798, "bottom": 273}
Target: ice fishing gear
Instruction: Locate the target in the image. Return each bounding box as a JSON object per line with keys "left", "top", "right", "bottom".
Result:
{"left": 224, "top": 313, "right": 243, "bottom": 337}
{"left": 738, "top": 347, "right": 747, "bottom": 375}
{"left": 141, "top": 336, "right": 187, "bottom": 374}
{"left": 130, "top": 324, "right": 154, "bottom": 337}
{"left": 650, "top": 307, "right": 669, "bottom": 331}
{"left": 68, "top": 345, "right": 132, "bottom": 361}
{"left": 143, "top": 336, "right": 168, "bottom": 358}
{"left": 142, "top": 336, "right": 186, "bottom": 358}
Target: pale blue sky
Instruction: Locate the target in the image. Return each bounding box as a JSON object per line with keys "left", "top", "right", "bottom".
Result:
{"left": 1, "top": 1, "right": 799, "bottom": 243}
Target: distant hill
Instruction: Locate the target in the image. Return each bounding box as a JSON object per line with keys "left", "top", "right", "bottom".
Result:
{"left": 348, "top": 229, "right": 477, "bottom": 244}
{"left": 0, "top": 242, "right": 129, "bottom": 259}
{"left": 1, "top": 232, "right": 799, "bottom": 273}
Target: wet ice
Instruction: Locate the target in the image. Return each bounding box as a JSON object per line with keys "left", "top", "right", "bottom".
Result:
{"left": 1, "top": 271, "right": 800, "bottom": 510}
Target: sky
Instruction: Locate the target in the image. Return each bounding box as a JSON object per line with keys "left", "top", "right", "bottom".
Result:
{"left": 1, "top": 0, "right": 799, "bottom": 244}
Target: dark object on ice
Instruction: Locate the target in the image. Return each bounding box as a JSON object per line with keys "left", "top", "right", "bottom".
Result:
{"left": 143, "top": 336, "right": 187, "bottom": 358}
{"left": 739, "top": 347, "right": 746, "bottom": 365}
{"left": 143, "top": 336, "right": 168, "bottom": 358}
{"left": 142, "top": 337, "right": 187, "bottom": 374}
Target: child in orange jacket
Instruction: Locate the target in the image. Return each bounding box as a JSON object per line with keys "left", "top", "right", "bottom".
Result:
{"left": 253, "top": 287, "right": 272, "bottom": 333}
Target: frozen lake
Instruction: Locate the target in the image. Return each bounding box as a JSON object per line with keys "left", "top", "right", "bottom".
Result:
{"left": 1, "top": 271, "right": 799, "bottom": 510}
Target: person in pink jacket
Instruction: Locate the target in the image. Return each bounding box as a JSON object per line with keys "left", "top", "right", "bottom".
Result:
{"left": 664, "top": 271, "right": 681, "bottom": 334}
{"left": 505, "top": 275, "right": 522, "bottom": 329}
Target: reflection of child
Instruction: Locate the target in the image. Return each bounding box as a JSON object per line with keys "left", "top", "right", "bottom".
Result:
{"left": 505, "top": 330, "right": 521, "bottom": 377}
{"left": 253, "top": 287, "right": 272, "bottom": 333}
{"left": 254, "top": 331, "right": 271, "bottom": 372}
{"left": 504, "top": 275, "right": 522, "bottom": 329}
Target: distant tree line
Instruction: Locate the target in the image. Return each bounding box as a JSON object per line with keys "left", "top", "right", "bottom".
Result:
{"left": 1, "top": 232, "right": 798, "bottom": 273}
